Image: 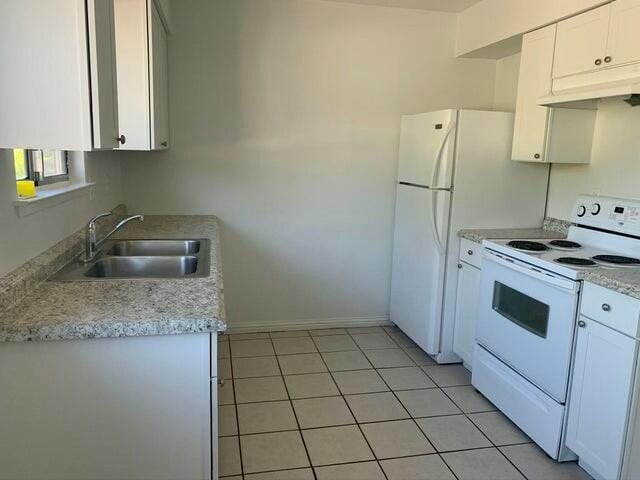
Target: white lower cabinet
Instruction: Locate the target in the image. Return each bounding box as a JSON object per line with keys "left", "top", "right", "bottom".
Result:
{"left": 567, "top": 290, "right": 640, "bottom": 480}
{"left": 453, "top": 241, "right": 482, "bottom": 368}
{"left": 0, "top": 333, "right": 216, "bottom": 480}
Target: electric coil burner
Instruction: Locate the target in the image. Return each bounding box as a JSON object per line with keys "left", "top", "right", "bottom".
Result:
{"left": 507, "top": 240, "right": 550, "bottom": 252}
{"left": 592, "top": 255, "right": 640, "bottom": 266}
{"left": 549, "top": 240, "right": 582, "bottom": 250}
{"left": 553, "top": 257, "right": 597, "bottom": 267}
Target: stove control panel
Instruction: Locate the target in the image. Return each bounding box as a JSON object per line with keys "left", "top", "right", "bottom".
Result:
{"left": 572, "top": 195, "right": 640, "bottom": 236}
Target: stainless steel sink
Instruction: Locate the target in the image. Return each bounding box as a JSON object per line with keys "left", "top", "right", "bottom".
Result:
{"left": 85, "top": 256, "right": 199, "bottom": 278}
{"left": 107, "top": 240, "right": 201, "bottom": 256}
{"left": 51, "top": 239, "right": 210, "bottom": 281}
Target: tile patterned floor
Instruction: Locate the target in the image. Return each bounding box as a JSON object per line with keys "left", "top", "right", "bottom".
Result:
{"left": 218, "top": 326, "right": 591, "bottom": 480}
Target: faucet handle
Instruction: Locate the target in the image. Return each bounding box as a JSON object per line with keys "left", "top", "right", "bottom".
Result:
{"left": 87, "top": 212, "right": 112, "bottom": 227}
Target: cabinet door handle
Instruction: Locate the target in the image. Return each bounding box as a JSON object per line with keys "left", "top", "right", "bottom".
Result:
{"left": 534, "top": 153, "right": 541, "bottom": 159}
{"left": 602, "top": 303, "right": 611, "bottom": 312}
{"left": 161, "top": 141, "right": 168, "bottom": 147}
{"left": 595, "top": 58, "right": 602, "bottom": 66}
{"left": 117, "top": 134, "right": 126, "bottom": 144}
{"left": 467, "top": 250, "right": 474, "bottom": 256}
{"left": 578, "top": 320, "right": 586, "bottom": 328}
{"left": 604, "top": 56, "right": 612, "bottom": 63}
{"left": 458, "top": 263, "right": 463, "bottom": 269}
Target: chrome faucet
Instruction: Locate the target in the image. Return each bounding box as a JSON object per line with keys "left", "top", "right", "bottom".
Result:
{"left": 84, "top": 213, "right": 144, "bottom": 262}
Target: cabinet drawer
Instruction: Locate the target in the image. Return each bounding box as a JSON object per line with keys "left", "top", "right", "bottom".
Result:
{"left": 581, "top": 282, "right": 640, "bottom": 338}
{"left": 459, "top": 238, "right": 482, "bottom": 269}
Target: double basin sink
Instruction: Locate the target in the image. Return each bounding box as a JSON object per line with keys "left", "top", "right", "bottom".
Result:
{"left": 53, "top": 239, "right": 210, "bottom": 281}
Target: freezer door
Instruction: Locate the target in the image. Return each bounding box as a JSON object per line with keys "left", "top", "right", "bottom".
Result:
{"left": 390, "top": 184, "right": 451, "bottom": 354}
{"left": 397, "top": 109, "right": 457, "bottom": 187}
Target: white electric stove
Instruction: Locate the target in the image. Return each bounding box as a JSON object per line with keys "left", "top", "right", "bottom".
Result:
{"left": 472, "top": 195, "right": 640, "bottom": 462}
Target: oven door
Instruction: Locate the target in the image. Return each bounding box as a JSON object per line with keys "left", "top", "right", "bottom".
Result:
{"left": 476, "top": 250, "right": 579, "bottom": 403}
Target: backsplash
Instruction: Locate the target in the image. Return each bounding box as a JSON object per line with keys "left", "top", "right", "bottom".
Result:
{"left": 0, "top": 205, "right": 128, "bottom": 312}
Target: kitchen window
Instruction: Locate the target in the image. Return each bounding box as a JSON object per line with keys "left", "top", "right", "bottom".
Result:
{"left": 13, "top": 149, "right": 69, "bottom": 185}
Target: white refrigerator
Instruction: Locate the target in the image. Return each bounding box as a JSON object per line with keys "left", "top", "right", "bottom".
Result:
{"left": 390, "top": 109, "right": 549, "bottom": 363}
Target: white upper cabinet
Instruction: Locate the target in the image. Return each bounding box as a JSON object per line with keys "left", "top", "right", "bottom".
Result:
{"left": 0, "top": 0, "right": 120, "bottom": 151}
{"left": 150, "top": 1, "right": 170, "bottom": 150}
{"left": 512, "top": 25, "right": 596, "bottom": 164}
{"left": 115, "top": 0, "right": 170, "bottom": 151}
{"left": 512, "top": 25, "right": 556, "bottom": 162}
{"left": 552, "top": 0, "right": 640, "bottom": 90}
{"left": 553, "top": 4, "right": 611, "bottom": 79}
{"left": 606, "top": 0, "right": 640, "bottom": 68}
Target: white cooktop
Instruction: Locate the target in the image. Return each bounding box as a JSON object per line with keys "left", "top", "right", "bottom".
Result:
{"left": 483, "top": 227, "right": 640, "bottom": 281}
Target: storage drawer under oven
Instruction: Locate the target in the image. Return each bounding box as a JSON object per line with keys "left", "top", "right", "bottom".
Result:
{"left": 473, "top": 345, "right": 565, "bottom": 459}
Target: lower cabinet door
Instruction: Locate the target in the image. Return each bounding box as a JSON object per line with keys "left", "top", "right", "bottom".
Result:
{"left": 567, "top": 318, "right": 638, "bottom": 480}
{"left": 453, "top": 260, "right": 481, "bottom": 368}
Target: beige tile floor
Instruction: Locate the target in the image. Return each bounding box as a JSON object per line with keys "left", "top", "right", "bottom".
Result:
{"left": 217, "top": 326, "right": 591, "bottom": 480}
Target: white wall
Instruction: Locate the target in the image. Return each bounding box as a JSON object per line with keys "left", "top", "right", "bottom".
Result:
{"left": 493, "top": 53, "right": 520, "bottom": 111}
{"left": 121, "top": 0, "right": 498, "bottom": 330}
{"left": 0, "top": 150, "right": 123, "bottom": 276}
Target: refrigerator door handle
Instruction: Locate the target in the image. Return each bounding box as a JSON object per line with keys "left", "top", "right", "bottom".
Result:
{"left": 430, "top": 189, "right": 445, "bottom": 255}
{"left": 430, "top": 121, "right": 456, "bottom": 189}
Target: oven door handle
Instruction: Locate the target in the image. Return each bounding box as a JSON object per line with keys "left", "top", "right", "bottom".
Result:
{"left": 483, "top": 250, "right": 578, "bottom": 293}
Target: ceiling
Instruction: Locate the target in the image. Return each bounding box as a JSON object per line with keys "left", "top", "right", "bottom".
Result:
{"left": 322, "top": 0, "right": 483, "bottom": 13}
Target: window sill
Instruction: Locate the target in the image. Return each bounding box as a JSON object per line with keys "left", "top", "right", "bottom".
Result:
{"left": 14, "top": 182, "right": 95, "bottom": 217}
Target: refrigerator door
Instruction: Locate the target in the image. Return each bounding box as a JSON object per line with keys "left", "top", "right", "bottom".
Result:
{"left": 390, "top": 184, "right": 452, "bottom": 355}
{"left": 397, "top": 109, "right": 457, "bottom": 188}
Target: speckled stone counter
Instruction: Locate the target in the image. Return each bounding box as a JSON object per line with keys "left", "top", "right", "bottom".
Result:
{"left": 457, "top": 218, "right": 640, "bottom": 300}
{"left": 458, "top": 227, "right": 565, "bottom": 244}
{"left": 0, "top": 215, "right": 226, "bottom": 342}
{"left": 458, "top": 217, "right": 571, "bottom": 244}
{"left": 583, "top": 270, "right": 640, "bottom": 301}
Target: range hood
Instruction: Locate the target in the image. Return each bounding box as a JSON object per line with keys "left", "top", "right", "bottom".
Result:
{"left": 538, "top": 79, "right": 640, "bottom": 109}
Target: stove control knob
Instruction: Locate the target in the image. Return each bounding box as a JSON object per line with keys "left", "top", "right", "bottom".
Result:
{"left": 591, "top": 203, "right": 601, "bottom": 215}
{"left": 577, "top": 205, "right": 587, "bottom": 217}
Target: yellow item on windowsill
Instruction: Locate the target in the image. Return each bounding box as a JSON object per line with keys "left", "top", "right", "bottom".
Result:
{"left": 16, "top": 180, "right": 36, "bottom": 199}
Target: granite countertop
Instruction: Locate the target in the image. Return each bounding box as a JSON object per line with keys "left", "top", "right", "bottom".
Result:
{"left": 583, "top": 269, "right": 640, "bottom": 301}
{"left": 0, "top": 215, "right": 226, "bottom": 342}
{"left": 458, "top": 227, "right": 565, "bottom": 244}
{"left": 458, "top": 219, "right": 640, "bottom": 300}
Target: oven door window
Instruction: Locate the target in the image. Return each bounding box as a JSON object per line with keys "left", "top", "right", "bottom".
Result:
{"left": 492, "top": 282, "right": 550, "bottom": 338}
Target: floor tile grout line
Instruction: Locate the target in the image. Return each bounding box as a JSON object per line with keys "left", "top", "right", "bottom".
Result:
{"left": 315, "top": 340, "right": 390, "bottom": 480}
{"left": 268, "top": 335, "right": 318, "bottom": 480}
{"left": 347, "top": 327, "right": 460, "bottom": 480}
{"left": 225, "top": 341, "right": 244, "bottom": 478}
{"left": 221, "top": 327, "right": 539, "bottom": 480}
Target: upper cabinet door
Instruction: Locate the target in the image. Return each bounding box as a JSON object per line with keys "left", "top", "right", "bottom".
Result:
{"left": 606, "top": 0, "right": 640, "bottom": 68}
{"left": 150, "top": 0, "right": 170, "bottom": 150}
{"left": 0, "top": 0, "right": 118, "bottom": 151}
{"left": 512, "top": 25, "right": 556, "bottom": 162}
{"left": 87, "top": 0, "right": 120, "bottom": 150}
{"left": 114, "top": 0, "right": 169, "bottom": 151}
{"left": 553, "top": 4, "right": 611, "bottom": 79}
{"left": 114, "top": 0, "right": 151, "bottom": 150}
